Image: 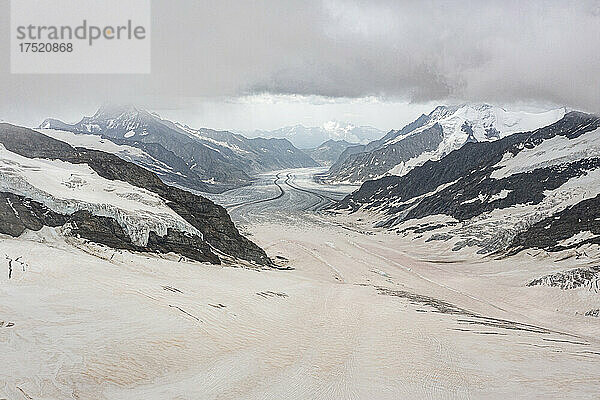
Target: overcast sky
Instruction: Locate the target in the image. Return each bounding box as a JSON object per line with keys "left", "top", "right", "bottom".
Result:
{"left": 1, "top": 0, "right": 598, "bottom": 130}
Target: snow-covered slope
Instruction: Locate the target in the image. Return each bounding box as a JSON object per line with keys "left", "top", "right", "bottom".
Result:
{"left": 325, "top": 104, "right": 566, "bottom": 183}
{"left": 334, "top": 111, "right": 600, "bottom": 258}
{"left": 246, "top": 121, "right": 384, "bottom": 149}
{"left": 0, "top": 123, "right": 273, "bottom": 266}
{"left": 38, "top": 128, "right": 182, "bottom": 178}
{"left": 387, "top": 105, "right": 566, "bottom": 177}
{"left": 0, "top": 144, "right": 199, "bottom": 246}
{"left": 388, "top": 104, "right": 566, "bottom": 145}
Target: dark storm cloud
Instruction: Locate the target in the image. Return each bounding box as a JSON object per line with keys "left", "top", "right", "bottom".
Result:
{"left": 237, "top": 0, "right": 600, "bottom": 110}
{"left": 1, "top": 0, "right": 599, "bottom": 122}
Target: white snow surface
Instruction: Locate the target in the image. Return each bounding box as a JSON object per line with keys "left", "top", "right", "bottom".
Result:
{"left": 488, "top": 189, "right": 512, "bottom": 202}
{"left": 388, "top": 105, "right": 565, "bottom": 147}
{"left": 321, "top": 121, "right": 373, "bottom": 143}
{"left": 0, "top": 145, "right": 201, "bottom": 245}
{"left": 558, "top": 231, "right": 599, "bottom": 248}
{"left": 38, "top": 129, "right": 177, "bottom": 176}
{"left": 2, "top": 167, "right": 600, "bottom": 399}
{"left": 39, "top": 129, "right": 148, "bottom": 158}
{"left": 491, "top": 127, "right": 600, "bottom": 179}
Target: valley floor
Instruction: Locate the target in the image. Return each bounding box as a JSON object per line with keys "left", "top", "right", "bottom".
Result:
{"left": 1, "top": 168, "right": 599, "bottom": 399}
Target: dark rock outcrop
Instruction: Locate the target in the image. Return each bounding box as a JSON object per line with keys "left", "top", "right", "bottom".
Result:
{"left": 508, "top": 194, "right": 600, "bottom": 254}
{"left": 69, "top": 211, "right": 219, "bottom": 264}
{"left": 585, "top": 309, "right": 600, "bottom": 317}
{"left": 0, "top": 191, "right": 67, "bottom": 236}
{"left": 401, "top": 157, "right": 600, "bottom": 224}
{"left": 527, "top": 267, "right": 600, "bottom": 290}
{"left": 0, "top": 192, "right": 220, "bottom": 263}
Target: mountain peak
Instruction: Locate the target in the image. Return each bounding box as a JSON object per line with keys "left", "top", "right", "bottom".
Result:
{"left": 325, "top": 103, "right": 567, "bottom": 183}
{"left": 428, "top": 105, "right": 458, "bottom": 119}
{"left": 428, "top": 103, "right": 502, "bottom": 120}
{"left": 321, "top": 120, "right": 355, "bottom": 131}
{"left": 93, "top": 104, "right": 142, "bottom": 119}
{"left": 246, "top": 122, "right": 384, "bottom": 148}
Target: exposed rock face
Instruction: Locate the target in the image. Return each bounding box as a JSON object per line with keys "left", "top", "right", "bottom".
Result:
{"left": 0, "top": 191, "right": 67, "bottom": 236}
{"left": 585, "top": 309, "right": 600, "bottom": 317}
{"left": 401, "top": 157, "right": 600, "bottom": 223}
{"left": 331, "top": 144, "right": 369, "bottom": 168}
{"left": 508, "top": 194, "right": 600, "bottom": 254}
{"left": 527, "top": 267, "right": 600, "bottom": 291}
{"left": 69, "top": 211, "right": 219, "bottom": 264}
{"left": 303, "top": 139, "right": 358, "bottom": 166}
{"left": 146, "top": 228, "right": 220, "bottom": 264}
{"left": 335, "top": 112, "right": 600, "bottom": 255}
{"left": 41, "top": 105, "right": 318, "bottom": 193}
{"left": 0, "top": 191, "right": 220, "bottom": 263}
{"left": 326, "top": 124, "right": 444, "bottom": 182}
{"left": 69, "top": 210, "right": 219, "bottom": 264}
{"left": 0, "top": 123, "right": 271, "bottom": 266}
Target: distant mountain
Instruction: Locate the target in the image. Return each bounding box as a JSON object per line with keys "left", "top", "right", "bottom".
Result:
{"left": 324, "top": 104, "right": 566, "bottom": 183}
{"left": 303, "top": 139, "right": 358, "bottom": 166}
{"left": 335, "top": 111, "right": 600, "bottom": 256}
{"left": 40, "top": 105, "right": 318, "bottom": 193}
{"left": 0, "top": 123, "right": 272, "bottom": 266}
{"left": 245, "top": 121, "right": 384, "bottom": 149}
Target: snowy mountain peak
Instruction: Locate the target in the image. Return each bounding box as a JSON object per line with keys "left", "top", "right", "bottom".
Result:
{"left": 325, "top": 103, "right": 567, "bottom": 183}
{"left": 93, "top": 104, "right": 141, "bottom": 119}
{"left": 427, "top": 105, "right": 459, "bottom": 119}
{"left": 246, "top": 122, "right": 384, "bottom": 149}
{"left": 388, "top": 104, "right": 566, "bottom": 146}
{"left": 335, "top": 111, "right": 600, "bottom": 259}
{"left": 322, "top": 120, "right": 355, "bottom": 131}
{"left": 386, "top": 103, "right": 568, "bottom": 174}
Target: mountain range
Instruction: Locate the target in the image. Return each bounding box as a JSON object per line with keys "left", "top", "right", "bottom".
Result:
{"left": 324, "top": 104, "right": 566, "bottom": 183}
{"left": 0, "top": 123, "right": 272, "bottom": 267}
{"left": 244, "top": 121, "right": 384, "bottom": 149}
{"left": 7, "top": 103, "right": 597, "bottom": 265}
{"left": 334, "top": 111, "right": 600, "bottom": 256}
{"left": 40, "top": 105, "right": 318, "bottom": 193}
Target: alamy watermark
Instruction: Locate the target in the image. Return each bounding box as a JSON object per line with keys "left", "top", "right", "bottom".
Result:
{"left": 11, "top": 0, "right": 151, "bottom": 74}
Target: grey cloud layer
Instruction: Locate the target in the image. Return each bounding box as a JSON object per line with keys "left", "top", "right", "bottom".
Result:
{"left": 1, "top": 0, "right": 599, "bottom": 116}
